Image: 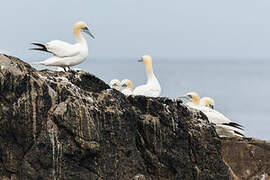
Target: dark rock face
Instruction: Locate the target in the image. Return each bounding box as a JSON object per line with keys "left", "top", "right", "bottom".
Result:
{"left": 222, "top": 138, "right": 270, "bottom": 180}
{"left": 0, "top": 54, "right": 234, "bottom": 179}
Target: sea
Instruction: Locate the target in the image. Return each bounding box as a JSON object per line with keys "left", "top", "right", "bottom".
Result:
{"left": 46, "top": 58, "right": 270, "bottom": 141}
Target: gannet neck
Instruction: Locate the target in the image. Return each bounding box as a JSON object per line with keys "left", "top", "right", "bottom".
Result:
{"left": 126, "top": 79, "right": 133, "bottom": 90}
{"left": 192, "top": 98, "right": 200, "bottom": 105}
{"left": 146, "top": 72, "right": 156, "bottom": 84}
{"left": 73, "top": 22, "right": 88, "bottom": 44}
{"left": 74, "top": 28, "right": 86, "bottom": 43}
{"left": 144, "top": 59, "right": 154, "bottom": 79}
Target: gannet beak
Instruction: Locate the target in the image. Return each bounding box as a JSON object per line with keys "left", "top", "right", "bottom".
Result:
{"left": 178, "top": 95, "right": 190, "bottom": 100}
{"left": 138, "top": 58, "right": 143, "bottom": 62}
{"left": 82, "top": 27, "right": 95, "bottom": 39}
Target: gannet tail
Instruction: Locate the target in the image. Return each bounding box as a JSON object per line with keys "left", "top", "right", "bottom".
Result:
{"left": 29, "top": 43, "right": 52, "bottom": 54}
{"left": 234, "top": 130, "right": 245, "bottom": 137}
{"left": 215, "top": 124, "right": 245, "bottom": 137}
{"left": 222, "top": 122, "right": 244, "bottom": 130}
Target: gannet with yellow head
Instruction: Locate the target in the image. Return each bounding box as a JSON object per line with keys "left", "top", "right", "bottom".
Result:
{"left": 30, "top": 21, "right": 95, "bottom": 71}
{"left": 200, "top": 97, "right": 244, "bottom": 137}
{"left": 200, "top": 97, "right": 215, "bottom": 109}
{"left": 120, "top": 79, "right": 133, "bottom": 96}
{"left": 110, "top": 79, "right": 121, "bottom": 91}
{"left": 180, "top": 94, "right": 244, "bottom": 137}
{"left": 178, "top": 92, "right": 200, "bottom": 108}
{"left": 133, "top": 55, "right": 161, "bottom": 97}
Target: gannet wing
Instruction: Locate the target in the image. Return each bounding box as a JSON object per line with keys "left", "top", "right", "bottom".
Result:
{"left": 204, "top": 110, "right": 231, "bottom": 124}
{"left": 45, "top": 40, "right": 79, "bottom": 57}
{"left": 144, "top": 88, "right": 161, "bottom": 97}
{"left": 215, "top": 124, "right": 244, "bottom": 137}
{"left": 133, "top": 85, "right": 147, "bottom": 96}
{"left": 203, "top": 109, "right": 243, "bottom": 130}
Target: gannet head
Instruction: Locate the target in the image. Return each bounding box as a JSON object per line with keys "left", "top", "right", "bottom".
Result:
{"left": 200, "top": 97, "right": 215, "bottom": 109}
{"left": 109, "top": 79, "right": 121, "bottom": 90}
{"left": 138, "top": 55, "right": 153, "bottom": 76}
{"left": 120, "top": 79, "right": 133, "bottom": 91}
{"left": 74, "top": 21, "right": 95, "bottom": 39}
{"left": 138, "top": 55, "right": 152, "bottom": 64}
{"left": 178, "top": 92, "right": 200, "bottom": 105}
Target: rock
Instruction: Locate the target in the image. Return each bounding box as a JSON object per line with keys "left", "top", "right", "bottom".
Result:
{"left": 222, "top": 137, "right": 270, "bottom": 180}
{"left": 0, "top": 54, "right": 267, "bottom": 179}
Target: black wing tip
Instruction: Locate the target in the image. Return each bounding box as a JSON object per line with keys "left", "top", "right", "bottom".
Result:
{"left": 230, "top": 122, "right": 244, "bottom": 127}
{"left": 29, "top": 48, "right": 47, "bottom": 52}
{"left": 223, "top": 122, "right": 244, "bottom": 130}
{"left": 30, "top": 43, "right": 52, "bottom": 54}
{"left": 31, "top": 42, "right": 45, "bottom": 47}
{"left": 31, "top": 43, "right": 47, "bottom": 49}
{"left": 234, "top": 130, "right": 245, "bottom": 137}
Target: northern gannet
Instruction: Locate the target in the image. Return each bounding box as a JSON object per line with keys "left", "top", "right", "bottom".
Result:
{"left": 31, "top": 21, "right": 95, "bottom": 71}
{"left": 179, "top": 93, "right": 244, "bottom": 137}
{"left": 200, "top": 97, "right": 244, "bottom": 131}
{"left": 133, "top": 55, "right": 161, "bottom": 97}
{"left": 109, "top": 79, "right": 121, "bottom": 90}
{"left": 178, "top": 92, "right": 200, "bottom": 108}
{"left": 200, "top": 97, "right": 215, "bottom": 109}
{"left": 120, "top": 79, "right": 133, "bottom": 96}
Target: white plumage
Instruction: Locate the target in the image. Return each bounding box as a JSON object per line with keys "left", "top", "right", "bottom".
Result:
{"left": 120, "top": 79, "right": 133, "bottom": 96}
{"left": 109, "top": 79, "right": 121, "bottom": 91}
{"left": 45, "top": 40, "right": 80, "bottom": 57}
{"left": 31, "top": 21, "right": 94, "bottom": 71}
{"left": 200, "top": 98, "right": 244, "bottom": 137}
{"left": 179, "top": 93, "right": 244, "bottom": 137}
{"left": 133, "top": 55, "right": 161, "bottom": 97}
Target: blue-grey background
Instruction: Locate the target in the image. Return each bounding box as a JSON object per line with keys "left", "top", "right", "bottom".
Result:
{"left": 0, "top": 0, "right": 269, "bottom": 140}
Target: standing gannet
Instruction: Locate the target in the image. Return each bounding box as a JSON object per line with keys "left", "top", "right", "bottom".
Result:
{"left": 110, "top": 79, "right": 121, "bottom": 90}
{"left": 133, "top": 55, "right": 161, "bottom": 97}
{"left": 178, "top": 92, "right": 200, "bottom": 108}
{"left": 30, "top": 21, "right": 95, "bottom": 71}
{"left": 120, "top": 79, "right": 133, "bottom": 96}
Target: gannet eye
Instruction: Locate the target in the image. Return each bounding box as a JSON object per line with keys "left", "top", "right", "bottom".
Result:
{"left": 82, "top": 27, "right": 89, "bottom": 31}
{"left": 209, "top": 104, "right": 214, "bottom": 109}
{"left": 81, "top": 26, "right": 95, "bottom": 39}
{"left": 122, "top": 84, "right": 128, "bottom": 88}
{"left": 187, "top": 95, "right": 192, "bottom": 98}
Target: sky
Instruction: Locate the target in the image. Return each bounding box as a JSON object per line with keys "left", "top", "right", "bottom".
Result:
{"left": 1, "top": 1, "right": 270, "bottom": 140}
{"left": 1, "top": 0, "right": 270, "bottom": 60}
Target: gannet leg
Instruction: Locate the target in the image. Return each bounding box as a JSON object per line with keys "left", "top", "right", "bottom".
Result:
{"left": 67, "top": 66, "right": 71, "bottom": 71}
{"left": 63, "top": 67, "right": 67, "bottom": 72}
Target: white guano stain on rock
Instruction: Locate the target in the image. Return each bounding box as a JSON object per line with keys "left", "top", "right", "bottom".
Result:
{"left": 47, "top": 120, "right": 62, "bottom": 180}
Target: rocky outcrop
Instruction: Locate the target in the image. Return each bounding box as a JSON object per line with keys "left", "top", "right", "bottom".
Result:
{"left": 222, "top": 138, "right": 270, "bottom": 180}
{"left": 0, "top": 54, "right": 269, "bottom": 179}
